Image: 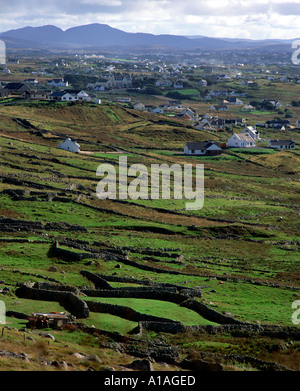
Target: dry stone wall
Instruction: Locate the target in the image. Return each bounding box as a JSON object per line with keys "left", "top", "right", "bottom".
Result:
{"left": 15, "top": 284, "right": 89, "bottom": 318}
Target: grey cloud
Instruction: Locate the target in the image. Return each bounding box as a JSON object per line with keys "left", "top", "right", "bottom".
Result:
{"left": 272, "top": 2, "right": 300, "bottom": 15}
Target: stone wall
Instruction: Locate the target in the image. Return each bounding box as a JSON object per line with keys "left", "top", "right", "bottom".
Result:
{"left": 15, "top": 284, "right": 89, "bottom": 318}
{"left": 80, "top": 286, "right": 241, "bottom": 325}
{"left": 80, "top": 271, "right": 113, "bottom": 289}
{"left": 86, "top": 300, "right": 181, "bottom": 324}
{"left": 139, "top": 321, "right": 300, "bottom": 340}
{"left": 82, "top": 271, "right": 202, "bottom": 297}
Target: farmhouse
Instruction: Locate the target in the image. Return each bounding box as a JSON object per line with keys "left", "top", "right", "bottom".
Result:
{"left": 210, "top": 104, "right": 229, "bottom": 111}
{"left": 227, "top": 133, "right": 256, "bottom": 148}
{"left": 226, "top": 97, "right": 244, "bottom": 105}
{"left": 173, "top": 79, "right": 184, "bottom": 88}
{"left": 22, "top": 90, "right": 50, "bottom": 100}
{"left": 155, "top": 78, "right": 172, "bottom": 87}
{"left": 67, "top": 89, "right": 90, "bottom": 100}
{"left": 241, "top": 104, "right": 255, "bottom": 112}
{"left": 116, "top": 97, "right": 131, "bottom": 103}
{"left": 193, "top": 121, "right": 215, "bottom": 131}
{"left": 152, "top": 107, "right": 164, "bottom": 114}
{"left": 178, "top": 107, "right": 198, "bottom": 121}
{"left": 241, "top": 80, "right": 258, "bottom": 87}
{"left": 113, "top": 73, "right": 132, "bottom": 88}
{"left": 263, "top": 99, "right": 281, "bottom": 108}
{"left": 268, "top": 139, "right": 296, "bottom": 149}
{"left": 49, "top": 91, "right": 72, "bottom": 101}
{"left": 241, "top": 126, "right": 260, "bottom": 140}
{"left": 3, "top": 82, "right": 31, "bottom": 94}
{"left": 58, "top": 138, "right": 80, "bottom": 153}
{"left": 87, "top": 81, "right": 107, "bottom": 90}
{"left": 211, "top": 118, "right": 226, "bottom": 128}
{"left": 197, "top": 79, "right": 207, "bottom": 87}
{"left": 184, "top": 141, "right": 222, "bottom": 156}
{"left": 47, "top": 78, "right": 69, "bottom": 87}
{"left": 49, "top": 90, "right": 90, "bottom": 102}
{"left": 133, "top": 101, "right": 145, "bottom": 111}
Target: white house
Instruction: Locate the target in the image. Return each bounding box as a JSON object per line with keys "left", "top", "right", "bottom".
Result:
{"left": 173, "top": 79, "right": 184, "bottom": 89}
{"left": 241, "top": 104, "right": 255, "bottom": 112}
{"left": 179, "top": 107, "right": 198, "bottom": 121}
{"left": 49, "top": 90, "right": 90, "bottom": 102}
{"left": 241, "top": 126, "right": 260, "bottom": 140}
{"left": 47, "top": 79, "right": 69, "bottom": 87}
{"left": 184, "top": 141, "right": 222, "bottom": 156}
{"left": 210, "top": 104, "right": 229, "bottom": 111}
{"left": 268, "top": 139, "right": 296, "bottom": 150}
{"left": 133, "top": 101, "right": 145, "bottom": 111}
{"left": 152, "top": 107, "right": 164, "bottom": 114}
{"left": 226, "top": 97, "right": 243, "bottom": 105}
{"left": 24, "top": 78, "right": 38, "bottom": 84}
{"left": 58, "top": 138, "right": 80, "bottom": 153}
{"left": 155, "top": 78, "right": 172, "bottom": 87}
{"left": 197, "top": 79, "right": 207, "bottom": 87}
{"left": 49, "top": 92, "right": 76, "bottom": 101}
{"left": 263, "top": 99, "right": 281, "bottom": 108}
{"left": 116, "top": 97, "right": 131, "bottom": 103}
{"left": 227, "top": 133, "right": 256, "bottom": 148}
{"left": 193, "top": 121, "right": 216, "bottom": 131}
{"left": 67, "top": 89, "right": 89, "bottom": 100}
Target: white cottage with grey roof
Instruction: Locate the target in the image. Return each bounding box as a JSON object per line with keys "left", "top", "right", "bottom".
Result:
{"left": 268, "top": 139, "right": 296, "bottom": 149}
{"left": 58, "top": 138, "right": 80, "bottom": 153}
{"left": 184, "top": 141, "right": 222, "bottom": 155}
{"left": 227, "top": 133, "right": 256, "bottom": 148}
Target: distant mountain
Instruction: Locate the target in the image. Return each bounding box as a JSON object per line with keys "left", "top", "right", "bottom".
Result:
{"left": 0, "top": 23, "right": 295, "bottom": 51}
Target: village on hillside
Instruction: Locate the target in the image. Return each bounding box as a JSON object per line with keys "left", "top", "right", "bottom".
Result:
{"left": 0, "top": 29, "right": 300, "bottom": 374}
{"left": 1, "top": 50, "right": 299, "bottom": 156}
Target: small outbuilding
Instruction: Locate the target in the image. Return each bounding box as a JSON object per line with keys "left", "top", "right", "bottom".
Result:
{"left": 58, "top": 138, "right": 80, "bottom": 153}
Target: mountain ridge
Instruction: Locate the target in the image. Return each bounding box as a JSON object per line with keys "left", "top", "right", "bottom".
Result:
{"left": 0, "top": 23, "right": 296, "bottom": 50}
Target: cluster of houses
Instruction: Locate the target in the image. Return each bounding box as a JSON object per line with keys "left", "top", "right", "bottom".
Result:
{"left": 86, "top": 73, "right": 132, "bottom": 90}
{"left": 0, "top": 80, "right": 101, "bottom": 104}
{"left": 209, "top": 98, "right": 282, "bottom": 113}
{"left": 48, "top": 89, "right": 100, "bottom": 103}
{"left": 57, "top": 128, "right": 295, "bottom": 157}
{"left": 184, "top": 125, "right": 296, "bottom": 156}
{"left": 0, "top": 72, "right": 298, "bottom": 157}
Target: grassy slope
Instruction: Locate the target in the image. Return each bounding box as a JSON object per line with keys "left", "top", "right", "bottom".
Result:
{"left": 0, "top": 102, "right": 299, "bottom": 370}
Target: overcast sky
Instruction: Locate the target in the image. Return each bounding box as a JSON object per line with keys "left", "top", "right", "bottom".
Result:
{"left": 0, "top": 0, "right": 300, "bottom": 40}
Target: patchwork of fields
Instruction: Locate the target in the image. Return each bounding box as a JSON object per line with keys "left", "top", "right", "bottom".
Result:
{"left": 0, "top": 102, "right": 299, "bottom": 371}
